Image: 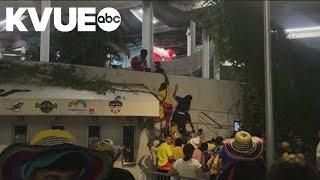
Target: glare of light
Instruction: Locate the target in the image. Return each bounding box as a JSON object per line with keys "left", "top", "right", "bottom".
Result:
{"left": 3, "top": 54, "right": 19, "bottom": 57}
{"left": 129, "top": 8, "right": 159, "bottom": 24}
{"left": 285, "top": 26, "right": 320, "bottom": 39}
{"left": 193, "top": 0, "right": 216, "bottom": 9}
{"left": 221, "top": 60, "right": 233, "bottom": 67}
{"left": 287, "top": 32, "right": 320, "bottom": 39}
{"left": 285, "top": 26, "right": 320, "bottom": 33}
{"left": 13, "top": 48, "right": 22, "bottom": 51}
{"left": 238, "top": 63, "right": 245, "bottom": 67}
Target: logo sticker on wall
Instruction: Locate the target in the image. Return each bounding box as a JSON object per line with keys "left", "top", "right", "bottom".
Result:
{"left": 108, "top": 100, "right": 123, "bottom": 114}
{"left": 89, "top": 108, "right": 95, "bottom": 115}
{"left": 67, "top": 100, "right": 87, "bottom": 112}
{"left": 6, "top": 101, "right": 24, "bottom": 112}
{"left": 35, "top": 101, "right": 57, "bottom": 113}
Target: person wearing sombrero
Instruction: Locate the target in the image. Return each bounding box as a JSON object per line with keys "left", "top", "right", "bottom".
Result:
{"left": 88, "top": 138, "right": 124, "bottom": 163}
{"left": 218, "top": 131, "right": 266, "bottom": 180}
{"left": 0, "top": 129, "right": 134, "bottom": 180}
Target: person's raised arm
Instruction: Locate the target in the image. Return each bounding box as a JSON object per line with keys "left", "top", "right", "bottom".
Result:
{"left": 187, "top": 113, "right": 195, "bottom": 133}
{"left": 173, "top": 84, "right": 178, "bottom": 98}
{"left": 162, "top": 72, "right": 169, "bottom": 85}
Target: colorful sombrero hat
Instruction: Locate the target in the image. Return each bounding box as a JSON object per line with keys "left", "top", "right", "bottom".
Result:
{"left": 223, "top": 131, "right": 263, "bottom": 161}
{"left": 89, "top": 138, "right": 124, "bottom": 163}
{"left": 0, "top": 130, "right": 113, "bottom": 180}
{"left": 30, "top": 129, "right": 76, "bottom": 146}
{"left": 0, "top": 144, "right": 113, "bottom": 180}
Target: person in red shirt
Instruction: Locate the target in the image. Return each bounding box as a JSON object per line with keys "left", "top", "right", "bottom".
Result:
{"left": 131, "top": 49, "right": 149, "bottom": 71}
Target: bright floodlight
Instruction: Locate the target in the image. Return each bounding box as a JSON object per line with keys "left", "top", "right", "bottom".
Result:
{"left": 285, "top": 26, "right": 320, "bottom": 39}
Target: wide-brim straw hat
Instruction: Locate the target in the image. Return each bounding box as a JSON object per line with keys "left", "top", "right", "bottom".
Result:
{"left": 190, "top": 137, "right": 202, "bottom": 148}
{"left": 223, "top": 131, "right": 263, "bottom": 161}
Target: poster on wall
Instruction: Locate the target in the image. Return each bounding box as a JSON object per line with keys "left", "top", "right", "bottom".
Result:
{"left": 67, "top": 100, "right": 87, "bottom": 112}
{"left": 35, "top": 101, "right": 58, "bottom": 114}
{"left": 108, "top": 100, "right": 123, "bottom": 114}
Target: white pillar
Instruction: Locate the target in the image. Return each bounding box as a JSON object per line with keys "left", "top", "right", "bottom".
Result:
{"left": 40, "top": 0, "right": 51, "bottom": 62}
{"left": 202, "top": 28, "right": 210, "bottom": 79}
{"left": 142, "top": 1, "right": 154, "bottom": 70}
{"left": 187, "top": 21, "right": 196, "bottom": 56}
{"left": 214, "top": 59, "right": 220, "bottom": 80}
{"left": 210, "top": 40, "right": 220, "bottom": 80}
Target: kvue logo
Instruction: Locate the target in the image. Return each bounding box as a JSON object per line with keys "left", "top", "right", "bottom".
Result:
{"left": 6, "top": 7, "right": 121, "bottom": 32}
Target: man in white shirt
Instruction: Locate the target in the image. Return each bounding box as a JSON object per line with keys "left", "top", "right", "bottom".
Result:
{"left": 172, "top": 158, "right": 202, "bottom": 179}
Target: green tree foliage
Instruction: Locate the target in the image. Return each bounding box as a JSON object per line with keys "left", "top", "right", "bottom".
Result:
{"left": 192, "top": 0, "right": 298, "bottom": 138}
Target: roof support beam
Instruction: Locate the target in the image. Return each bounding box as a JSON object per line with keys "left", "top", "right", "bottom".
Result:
{"left": 40, "top": 0, "right": 51, "bottom": 62}
{"left": 142, "top": 1, "right": 154, "bottom": 70}
{"left": 202, "top": 28, "right": 210, "bottom": 79}
{"left": 187, "top": 20, "right": 196, "bottom": 56}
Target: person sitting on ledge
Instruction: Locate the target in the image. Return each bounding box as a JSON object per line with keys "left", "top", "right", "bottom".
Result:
{"left": 131, "top": 49, "right": 149, "bottom": 72}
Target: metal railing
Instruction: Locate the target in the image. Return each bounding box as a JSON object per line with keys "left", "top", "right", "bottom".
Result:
{"left": 138, "top": 155, "right": 204, "bottom": 180}
{"left": 144, "top": 171, "right": 200, "bottom": 180}
{"left": 199, "top": 112, "right": 222, "bottom": 129}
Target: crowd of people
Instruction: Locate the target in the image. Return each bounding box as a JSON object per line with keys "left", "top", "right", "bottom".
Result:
{"left": 130, "top": 50, "right": 320, "bottom": 180}
{"left": 149, "top": 130, "right": 319, "bottom": 180}
{"left": 0, "top": 49, "right": 317, "bottom": 180}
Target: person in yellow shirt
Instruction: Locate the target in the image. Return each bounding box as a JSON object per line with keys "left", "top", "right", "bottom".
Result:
{"left": 156, "top": 136, "right": 174, "bottom": 173}
{"left": 172, "top": 138, "right": 184, "bottom": 161}
{"left": 153, "top": 72, "right": 177, "bottom": 136}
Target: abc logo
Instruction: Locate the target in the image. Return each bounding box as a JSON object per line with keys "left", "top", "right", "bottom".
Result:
{"left": 97, "top": 7, "right": 121, "bottom": 32}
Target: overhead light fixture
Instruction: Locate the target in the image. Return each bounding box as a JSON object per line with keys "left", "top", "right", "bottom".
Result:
{"left": 129, "top": 8, "right": 159, "bottom": 24}
{"left": 285, "top": 26, "right": 320, "bottom": 39}
{"left": 3, "top": 53, "right": 19, "bottom": 57}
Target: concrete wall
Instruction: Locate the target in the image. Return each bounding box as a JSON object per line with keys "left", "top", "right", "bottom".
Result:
{"left": 0, "top": 64, "right": 241, "bottom": 178}
{"left": 82, "top": 66, "right": 241, "bottom": 139}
